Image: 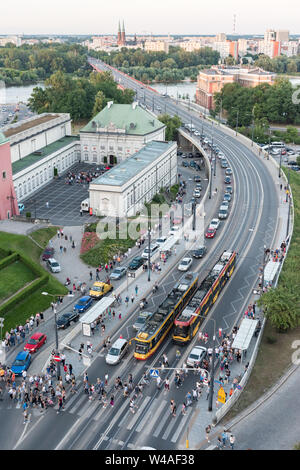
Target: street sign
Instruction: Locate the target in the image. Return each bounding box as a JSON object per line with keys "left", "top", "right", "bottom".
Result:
{"left": 53, "top": 355, "right": 61, "bottom": 362}
{"left": 149, "top": 369, "right": 159, "bottom": 378}
{"left": 217, "top": 386, "right": 226, "bottom": 404}
{"left": 128, "top": 272, "right": 136, "bottom": 278}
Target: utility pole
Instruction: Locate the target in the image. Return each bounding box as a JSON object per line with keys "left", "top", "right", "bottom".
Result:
{"left": 286, "top": 167, "right": 291, "bottom": 238}
{"left": 261, "top": 244, "right": 267, "bottom": 294}
{"left": 279, "top": 152, "right": 282, "bottom": 178}
{"left": 208, "top": 163, "right": 213, "bottom": 199}
{"left": 147, "top": 225, "right": 151, "bottom": 282}
{"left": 192, "top": 201, "right": 196, "bottom": 231}
{"left": 208, "top": 332, "right": 216, "bottom": 412}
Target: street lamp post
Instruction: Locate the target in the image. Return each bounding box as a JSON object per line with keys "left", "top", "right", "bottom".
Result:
{"left": 147, "top": 226, "right": 151, "bottom": 282}
{"left": 41, "top": 291, "right": 74, "bottom": 379}
{"left": 279, "top": 152, "right": 282, "bottom": 178}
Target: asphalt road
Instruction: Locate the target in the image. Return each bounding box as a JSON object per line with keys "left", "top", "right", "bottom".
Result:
{"left": 0, "top": 61, "right": 279, "bottom": 450}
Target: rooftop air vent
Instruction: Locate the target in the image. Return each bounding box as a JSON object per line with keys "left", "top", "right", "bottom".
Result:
{"left": 91, "top": 121, "right": 97, "bottom": 128}
{"left": 129, "top": 122, "right": 136, "bottom": 129}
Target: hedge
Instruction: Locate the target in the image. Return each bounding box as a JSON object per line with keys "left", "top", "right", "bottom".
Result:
{"left": 0, "top": 273, "right": 49, "bottom": 317}
{"left": 0, "top": 252, "right": 19, "bottom": 270}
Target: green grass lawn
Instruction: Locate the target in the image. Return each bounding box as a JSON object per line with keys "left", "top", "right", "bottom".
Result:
{"left": 0, "top": 260, "right": 37, "bottom": 303}
{"left": 29, "top": 226, "right": 58, "bottom": 249}
{"left": 0, "top": 228, "right": 67, "bottom": 336}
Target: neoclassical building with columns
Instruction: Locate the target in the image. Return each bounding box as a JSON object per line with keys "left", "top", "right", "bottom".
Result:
{"left": 80, "top": 101, "right": 166, "bottom": 166}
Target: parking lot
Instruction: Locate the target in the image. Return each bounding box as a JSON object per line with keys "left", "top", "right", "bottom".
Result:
{"left": 23, "top": 163, "right": 100, "bottom": 226}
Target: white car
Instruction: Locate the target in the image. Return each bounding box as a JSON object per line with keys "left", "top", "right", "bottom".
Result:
{"left": 194, "top": 130, "right": 200, "bottom": 136}
{"left": 193, "top": 190, "right": 201, "bottom": 198}
{"left": 209, "top": 218, "right": 220, "bottom": 230}
{"left": 187, "top": 346, "right": 207, "bottom": 367}
{"left": 156, "top": 237, "right": 167, "bottom": 245}
{"left": 47, "top": 258, "right": 61, "bottom": 273}
{"left": 169, "top": 226, "right": 180, "bottom": 236}
{"left": 178, "top": 257, "right": 193, "bottom": 272}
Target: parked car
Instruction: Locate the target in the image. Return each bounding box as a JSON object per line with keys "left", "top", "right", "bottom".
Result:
{"left": 182, "top": 161, "right": 189, "bottom": 167}
{"left": 223, "top": 192, "right": 231, "bottom": 202}
{"left": 288, "top": 161, "right": 297, "bottom": 166}
{"left": 57, "top": 311, "right": 80, "bottom": 329}
{"left": 224, "top": 176, "right": 231, "bottom": 184}
{"left": 221, "top": 200, "right": 229, "bottom": 207}
{"left": 142, "top": 243, "right": 159, "bottom": 259}
{"left": 133, "top": 311, "right": 153, "bottom": 331}
{"left": 205, "top": 227, "right": 216, "bottom": 239}
{"left": 24, "top": 333, "right": 47, "bottom": 353}
{"left": 109, "top": 266, "right": 127, "bottom": 280}
{"left": 47, "top": 258, "right": 61, "bottom": 273}
{"left": 178, "top": 257, "right": 193, "bottom": 271}
{"left": 11, "top": 351, "right": 31, "bottom": 376}
{"left": 187, "top": 346, "right": 207, "bottom": 367}
{"left": 73, "top": 296, "right": 93, "bottom": 313}
{"left": 172, "top": 217, "right": 182, "bottom": 225}
{"left": 42, "top": 247, "right": 55, "bottom": 261}
{"left": 128, "top": 256, "right": 144, "bottom": 271}
{"left": 226, "top": 185, "right": 233, "bottom": 194}
{"left": 225, "top": 168, "right": 232, "bottom": 175}
{"left": 156, "top": 237, "right": 167, "bottom": 245}
{"left": 192, "top": 246, "right": 207, "bottom": 259}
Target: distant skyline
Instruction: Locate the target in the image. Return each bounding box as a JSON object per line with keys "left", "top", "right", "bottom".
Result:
{"left": 1, "top": 0, "right": 299, "bottom": 36}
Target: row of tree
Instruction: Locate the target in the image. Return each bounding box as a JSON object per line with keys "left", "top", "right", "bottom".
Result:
{"left": 0, "top": 43, "right": 89, "bottom": 85}
{"left": 90, "top": 46, "right": 220, "bottom": 71}
{"left": 119, "top": 65, "right": 199, "bottom": 83}
{"left": 254, "top": 54, "right": 300, "bottom": 74}
{"left": 28, "top": 70, "right": 135, "bottom": 121}
{"left": 213, "top": 78, "right": 300, "bottom": 130}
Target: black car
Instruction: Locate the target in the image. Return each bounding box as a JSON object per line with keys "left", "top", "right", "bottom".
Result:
{"left": 194, "top": 176, "right": 201, "bottom": 182}
{"left": 128, "top": 256, "right": 144, "bottom": 271}
{"left": 192, "top": 246, "right": 207, "bottom": 259}
{"left": 182, "top": 161, "right": 189, "bottom": 167}
{"left": 56, "top": 312, "right": 79, "bottom": 329}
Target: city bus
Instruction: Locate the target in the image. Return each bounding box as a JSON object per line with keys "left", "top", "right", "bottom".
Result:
{"left": 134, "top": 272, "right": 199, "bottom": 360}
{"left": 172, "top": 251, "right": 237, "bottom": 344}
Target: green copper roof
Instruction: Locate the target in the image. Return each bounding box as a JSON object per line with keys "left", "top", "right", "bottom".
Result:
{"left": 81, "top": 103, "right": 165, "bottom": 136}
{"left": 0, "top": 131, "right": 9, "bottom": 145}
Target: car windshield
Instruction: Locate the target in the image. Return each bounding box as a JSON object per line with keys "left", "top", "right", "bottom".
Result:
{"left": 92, "top": 286, "right": 103, "bottom": 291}
{"left": 51, "top": 262, "right": 59, "bottom": 267}
{"left": 189, "top": 353, "right": 200, "bottom": 360}
{"left": 113, "top": 268, "right": 122, "bottom": 273}
{"left": 14, "top": 359, "right": 25, "bottom": 366}
{"left": 181, "top": 260, "right": 190, "bottom": 265}
{"left": 108, "top": 347, "right": 119, "bottom": 356}
{"left": 79, "top": 299, "right": 88, "bottom": 304}
{"left": 28, "top": 339, "right": 38, "bottom": 345}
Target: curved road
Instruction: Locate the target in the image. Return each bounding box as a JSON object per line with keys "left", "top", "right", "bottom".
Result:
{"left": 2, "top": 60, "right": 280, "bottom": 450}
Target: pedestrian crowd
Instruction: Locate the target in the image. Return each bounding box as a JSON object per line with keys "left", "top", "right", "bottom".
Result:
{"left": 64, "top": 169, "right": 102, "bottom": 186}
{"left": 1, "top": 312, "right": 45, "bottom": 352}
{"left": 0, "top": 355, "right": 75, "bottom": 422}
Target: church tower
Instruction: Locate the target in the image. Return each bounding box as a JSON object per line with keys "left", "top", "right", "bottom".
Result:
{"left": 117, "top": 21, "right": 122, "bottom": 45}
{"left": 121, "top": 20, "right": 126, "bottom": 45}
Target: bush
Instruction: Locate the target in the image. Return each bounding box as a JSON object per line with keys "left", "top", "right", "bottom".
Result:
{"left": 26, "top": 212, "right": 31, "bottom": 218}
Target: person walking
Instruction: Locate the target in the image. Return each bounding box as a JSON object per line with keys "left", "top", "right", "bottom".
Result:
{"left": 222, "top": 429, "right": 228, "bottom": 448}
{"left": 135, "top": 285, "right": 138, "bottom": 296}
{"left": 205, "top": 425, "right": 211, "bottom": 443}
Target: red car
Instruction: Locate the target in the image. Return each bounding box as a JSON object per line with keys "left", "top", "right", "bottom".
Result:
{"left": 173, "top": 217, "right": 182, "bottom": 225}
{"left": 24, "top": 333, "right": 47, "bottom": 353}
{"left": 205, "top": 228, "right": 216, "bottom": 239}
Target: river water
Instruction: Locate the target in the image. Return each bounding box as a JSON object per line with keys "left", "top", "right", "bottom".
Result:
{"left": 2, "top": 76, "right": 299, "bottom": 105}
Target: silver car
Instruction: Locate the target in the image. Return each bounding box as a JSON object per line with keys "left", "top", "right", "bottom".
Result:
{"left": 187, "top": 346, "right": 207, "bottom": 367}
{"left": 109, "top": 266, "right": 127, "bottom": 280}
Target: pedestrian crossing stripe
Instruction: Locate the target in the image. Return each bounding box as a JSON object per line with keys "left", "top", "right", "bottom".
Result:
{"left": 149, "top": 369, "right": 159, "bottom": 378}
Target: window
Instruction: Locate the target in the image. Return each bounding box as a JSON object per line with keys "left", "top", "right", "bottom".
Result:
{"left": 84, "top": 153, "right": 89, "bottom": 161}
{"left": 2, "top": 171, "right": 6, "bottom": 179}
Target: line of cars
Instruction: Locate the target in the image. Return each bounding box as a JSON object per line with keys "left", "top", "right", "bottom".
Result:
{"left": 10, "top": 333, "right": 47, "bottom": 376}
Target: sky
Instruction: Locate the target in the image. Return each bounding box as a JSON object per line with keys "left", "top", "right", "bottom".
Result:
{"left": 1, "top": 0, "right": 299, "bottom": 36}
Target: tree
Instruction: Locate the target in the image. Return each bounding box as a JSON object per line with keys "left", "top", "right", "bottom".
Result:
{"left": 158, "top": 114, "right": 182, "bottom": 140}
{"left": 258, "top": 286, "right": 300, "bottom": 332}
{"left": 93, "top": 90, "right": 106, "bottom": 116}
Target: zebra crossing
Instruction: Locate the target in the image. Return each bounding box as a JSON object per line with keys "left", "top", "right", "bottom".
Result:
{"left": 62, "top": 391, "right": 194, "bottom": 449}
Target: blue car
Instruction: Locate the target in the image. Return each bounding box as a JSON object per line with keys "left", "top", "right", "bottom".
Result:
{"left": 74, "top": 296, "right": 93, "bottom": 313}
{"left": 11, "top": 351, "right": 31, "bottom": 376}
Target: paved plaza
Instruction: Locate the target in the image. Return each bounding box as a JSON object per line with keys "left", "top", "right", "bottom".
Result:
{"left": 23, "top": 163, "right": 100, "bottom": 226}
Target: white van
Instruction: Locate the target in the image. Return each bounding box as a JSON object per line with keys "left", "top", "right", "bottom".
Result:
{"left": 105, "top": 338, "right": 128, "bottom": 365}
{"left": 81, "top": 198, "right": 90, "bottom": 212}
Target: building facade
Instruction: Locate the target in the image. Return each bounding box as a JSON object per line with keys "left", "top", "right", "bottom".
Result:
{"left": 0, "top": 132, "right": 19, "bottom": 220}
{"left": 196, "top": 66, "right": 276, "bottom": 110}
{"left": 144, "top": 40, "right": 169, "bottom": 53}
{"left": 1, "top": 113, "right": 80, "bottom": 203}
{"left": 80, "top": 102, "right": 166, "bottom": 166}
{"left": 89, "top": 141, "right": 177, "bottom": 217}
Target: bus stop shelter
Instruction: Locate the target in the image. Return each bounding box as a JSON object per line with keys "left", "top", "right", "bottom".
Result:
{"left": 231, "top": 318, "right": 258, "bottom": 360}
{"left": 159, "top": 236, "right": 179, "bottom": 261}
{"left": 80, "top": 296, "right": 115, "bottom": 336}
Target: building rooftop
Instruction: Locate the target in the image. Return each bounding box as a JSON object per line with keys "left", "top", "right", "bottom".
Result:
{"left": 3, "top": 114, "right": 68, "bottom": 138}
{"left": 90, "top": 141, "right": 174, "bottom": 187}
{"left": 12, "top": 135, "right": 79, "bottom": 175}
{"left": 81, "top": 102, "right": 165, "bottom": 136}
